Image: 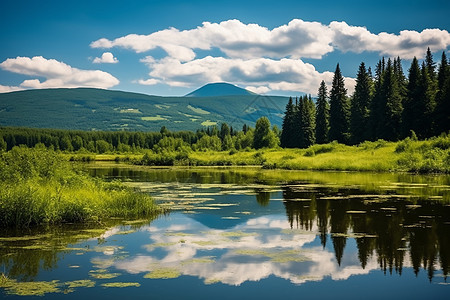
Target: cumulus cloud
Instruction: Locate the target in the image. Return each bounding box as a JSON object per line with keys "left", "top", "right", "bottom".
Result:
{"left": 140, "top": 55, "right": 355, "bottom": 95}
{"left": 93, "top": 52, "right": 119, "bottom": 64}
{"left": 0, "top": 85, "right": 23, "bottom": 93}
{"left": 330, "top": 22, "right": 450, "bottom": 59}
{"left": 91, "top": 19, "right": 450, "bottom": 60}
{"left": 0, "top": 56, "right": 119, "bottom": 91}
{"left": 90, "top": 18, "right": 449, "bottom": 94}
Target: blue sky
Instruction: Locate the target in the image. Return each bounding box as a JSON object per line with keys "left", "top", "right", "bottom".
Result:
{"left": 1, "top": 0, "right": 449, "bottom": 96}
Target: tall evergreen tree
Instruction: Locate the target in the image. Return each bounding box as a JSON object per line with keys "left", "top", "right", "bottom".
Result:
{"left": 297, "top": 95, "right": 316, "bottom": 148}
{"left": 281, "top": 97, "right": 296, "bottom": 148}
{"left": 402, "top": 57, "right": 421, "bottom": 137}
{"left": 369, "top": 59, "right": 385, "bottom": 140}
{"left": 435, "top": 52, "right": 450, "bottom": 134}
{"left": 350, "top": 62, "right": 373, "bottom": 144}
{"left": 329, "top": 64, "right": 350, "bottom": 144}
{"left": 315, "top": 81, "right": 330, "bottom": 144}
{"left": 425, "top": 47, "right": 437, "bottom": 81}
{"left": 418, "top": 62, "right": 436, "bottom": 138}
{"left": 378, "top": 59, "right": 403, "bottom": 140}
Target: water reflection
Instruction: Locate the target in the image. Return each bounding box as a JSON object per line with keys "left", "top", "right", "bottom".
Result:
{"left": 1, "top": 166, "right": 449, "bottom": 297}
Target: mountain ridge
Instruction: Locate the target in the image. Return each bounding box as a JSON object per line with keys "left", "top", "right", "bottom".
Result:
{"left": 0, "top": 87, "right": 288, "bottom": 132}
{"left": 185, "top": 82, "right": 255, "bottom": 97}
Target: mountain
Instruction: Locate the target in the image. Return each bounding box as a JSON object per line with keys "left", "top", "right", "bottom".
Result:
{"left": 185, "top": 82, "right": 255, "bottom": 97}
{"left": 0, "top": 87, "right": 288, "bottom": 132}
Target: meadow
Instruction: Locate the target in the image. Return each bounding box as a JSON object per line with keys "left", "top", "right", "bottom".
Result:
{"left": 91, "top": 135, "right": 450, "bottom": 173}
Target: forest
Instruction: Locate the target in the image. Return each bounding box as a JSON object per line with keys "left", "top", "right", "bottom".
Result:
{"left": 282, "top": 48, "right": 450, "bottom": 148}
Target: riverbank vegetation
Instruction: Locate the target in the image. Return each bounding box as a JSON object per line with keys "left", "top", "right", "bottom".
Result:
{"left": 0, "top": 147, "right": 161, "bottom": 228}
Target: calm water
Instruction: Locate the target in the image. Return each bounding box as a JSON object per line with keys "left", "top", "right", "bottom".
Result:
{"left": 1, "top": 164, "right": 449, "bottom": 299}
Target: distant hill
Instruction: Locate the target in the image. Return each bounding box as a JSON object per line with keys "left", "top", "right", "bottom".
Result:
{"left": 0, "top": 87, "right": 288, "bottom": 132}
{"left": 185, "top": 82, "right": 255, "bottom": 97}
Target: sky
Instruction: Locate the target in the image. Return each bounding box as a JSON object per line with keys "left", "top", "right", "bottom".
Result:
{"left": 1, "top": 0, "right": 449, "bottom": 96}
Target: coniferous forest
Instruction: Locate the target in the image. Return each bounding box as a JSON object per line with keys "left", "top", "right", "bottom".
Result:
{"left": 281, "top": 48, "right": 450, "bottom": 147}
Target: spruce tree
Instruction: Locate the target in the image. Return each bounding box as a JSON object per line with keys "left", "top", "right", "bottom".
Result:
{"left": 378, "top": 59, "right": 403, "bottom": 140}
{"left": 402, "top": 57, "right": 421, "bottom": 137}
{"left": 425, "top": 47, "right": 436, "bottom": 81}
{"left": 435, "top": 52, "right": 450, "bottom": 134}
{"left": 315, "top": 81, "right": 329, "bottom": 144}
{"left": 369, "top": 59, "right": 385, "bottom": 140}
{"left": 329, "top": 64, "right": 350, "bottom": 144}
{"left": 350, "top": 62, "right": 372, "bottom": 144}
{"left": 281, "top": 97, "right": 296, "bottom": 148}
{"left": 418, "top": 62, "right": 436, "bottom": 138}
{"left": 298, "top": 95, "right": 316, "bottom": 148}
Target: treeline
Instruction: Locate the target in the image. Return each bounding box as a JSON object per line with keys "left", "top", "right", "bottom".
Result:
{"left": 0, "top": 117, "right": 280, "bottom": 154}
{"left": 282, "top": 48, "right": 450, "bottom": 147}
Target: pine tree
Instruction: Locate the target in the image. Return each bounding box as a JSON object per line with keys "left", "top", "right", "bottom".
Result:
{"left": 298, "top": 95, "right": 316, "bottom": 148}
{"left": 402, "top": 57, "right": 421, "bottom": 137}
{"left": 281, "top": 97, "right": 296, "bottom": 148}
{"left": 418, "top": 62, "right": 436, "bottom": 138}
{"left": 369, "top": 60, "right": 384, "bottom": 140}
{"left": 434, "top": 52, "right": 450, "bottom": 134}
{"left": 329, "top": 64, "right": 350, "bottom": 144}
{"left": 315, "top": 81, "right": 329, "bottom": 144}
{"left": 425, "top": 47, "right": 436, "bottom": 81}
{"left": 378, "top": 58, "right": 403, "bottom": 140}
{"left": 350, "top": 62, "right": 372, "bottom": 144}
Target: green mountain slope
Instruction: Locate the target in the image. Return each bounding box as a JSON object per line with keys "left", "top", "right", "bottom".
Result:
{"left": 0, "top": 88, "right": 288, "bottom": 131}
{"left": 185, "top": 82, "right": 255, "bottom": 97}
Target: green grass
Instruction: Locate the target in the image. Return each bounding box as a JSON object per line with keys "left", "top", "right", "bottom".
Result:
{"left": 138, "top": 136, "right": 450, "bottom": 173}
{"left": 0, "top": 147, "right": 162, "bottom": 228}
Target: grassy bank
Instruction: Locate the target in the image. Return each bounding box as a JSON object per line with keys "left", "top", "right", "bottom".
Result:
{"left": 0, "top": 147, "right": 162, "bottom": 228}
{"left": 140, "top": 136, "right": 449, "bottom": 173}
{"left": 63, "top": 135, "right": 450, "bottom": 173}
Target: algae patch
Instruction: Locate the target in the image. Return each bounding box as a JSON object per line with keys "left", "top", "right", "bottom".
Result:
{"left": 101, "top": 282, "right": 141, "bottom": 288}
{"left": 144, "top": 268, "right": 181, "bottom": 279}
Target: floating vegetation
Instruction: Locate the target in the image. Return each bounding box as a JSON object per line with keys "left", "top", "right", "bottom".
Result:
{"left": 91, "top": 257, "right": 116, "bottom": 269}
{"left": 233, "top": 249, "right": 310, "bottom": 263}
{"left": 144, "top": 268, "right": 181, "bottom": 279}
{"left": 205, "top": 203, "right": 239, "bottom": 207}
{"left": 281, "top": 229, "right": 315, "bottom": 235}
{"left": 192, "top": 240, "right": 220, "bottom": 246}
{"left": 89, "top": 269, "right": 121, "bottom": 279}
{"left": 346, "top": 210, "right": 367, "bottom": 214}
{"left": 165, "top": 232, "right": 194, "bottom": 237}
{"left": 220, "top": 231, "right": 257, "bottom": 237}
{"left": 65, "top": 280, "right": 95, "bottom": 288}
{"left": 182, "top": 257, "right": 215, "bottom": 265}
{"left": 101, "top": 282, "right": 141, "bottom": 288}
{"left": 194, "top": 207, "right": 222, "bottom": 210}
{"left": 0, "top": 275, "right": 60, "bottom": 296}
{"left": 331, "top": 233, "right": 377, "bottom": 238}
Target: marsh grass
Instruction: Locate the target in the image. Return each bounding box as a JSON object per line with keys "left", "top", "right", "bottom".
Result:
{"left": 0, "top": 147, "right": 162, "bottom": 228}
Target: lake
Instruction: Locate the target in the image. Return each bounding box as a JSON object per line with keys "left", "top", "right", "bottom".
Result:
{"left": 1, "top": 164, "right": 449, "bottom": 299}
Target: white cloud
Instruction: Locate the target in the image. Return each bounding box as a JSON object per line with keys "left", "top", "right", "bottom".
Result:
{"left": 0, "top": 85, "right": 23, "bottom": 93}
{"left": 330, "top": 22, "right": 450, "bottom": 59}
{"left": 90, "top": 18, "right": 450, "bottom": 94}
{"left": 93, "top": 52, "right": 119, "bottom": 64}
{"left": 91, "top": 19, "right": 450, "bottom": 60}
{"left": 140, "top": 55, "right": 355, "bottom": 95}
{"left": 0, "top": 56, "right": 119, "bottom": 91}
{"left": 138, "top": 78, "right": 160, "bottom": 85}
